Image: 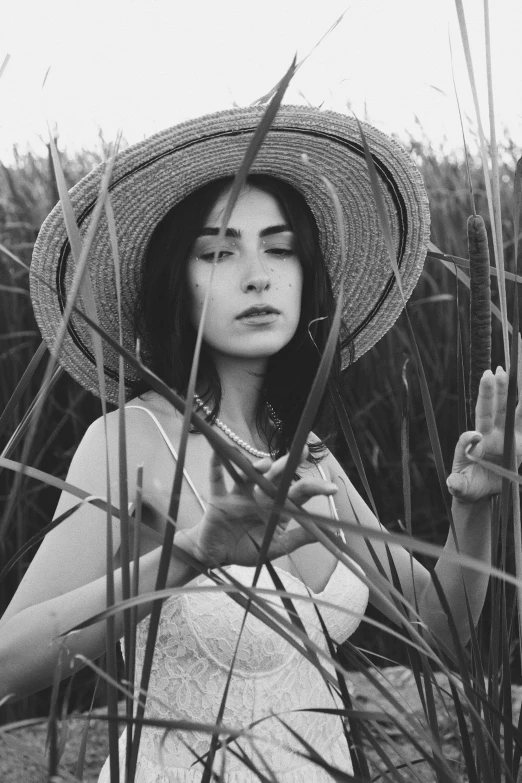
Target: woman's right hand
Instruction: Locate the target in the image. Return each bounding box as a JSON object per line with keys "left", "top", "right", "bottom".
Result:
{"left": 177, "top": 447, "right": 338, "bottom": 567}
{"left": 447, "top": 367, "right": 522, "bottom": 503}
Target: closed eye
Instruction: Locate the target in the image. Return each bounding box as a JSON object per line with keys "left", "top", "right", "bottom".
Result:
{"left": 265, "top": 247, "right": 295, "bottom": 257}
{"left": 198, "top": 250, "right": 233, "bottom": 262}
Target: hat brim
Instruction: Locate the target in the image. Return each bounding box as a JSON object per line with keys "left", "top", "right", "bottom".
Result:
{"left": 30, "top": 105, "right": 430, "bottom": 405}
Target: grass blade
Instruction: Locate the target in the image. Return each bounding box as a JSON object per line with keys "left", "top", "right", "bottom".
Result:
{"left": 354, "top": 116, "right": 405, "bottom": 303}
{"left": 253, "top": 283, "right": 342, "bottom": 586}
{"left": 0, "top": 340, "right": 46, "bottom": 441}
{"left": 484, "top": 0, "right": 508, "bottom": 366}
{"left": 429, "top": 571, "right": 497, "bottom": 783}
{"left": 0, "top": 53, "right": 10, "bottom": 80}
{"left": 449, "top": 33, "right": 476, "bottom": 217}
{"left": 328, "top": 381, "right": 380, "bottom": 520}
{"left": 401, "top": 359, "right": 412, "bottom": 538}
{"left": 199, "top": 595, "right": 262, "bottom": 782}
{"left": 74, "top": 675, "right": 100, "bottom": 781}
{"left": 312, "top": 602, "right": 371, "bottom": 779}
{"left": 0, "top": 146, "right": 116, "bottom": 541}
{"left": 356, "top": 122, "right": 453, "bottom": 521}
{"left": 512, "top": 157, "right": 522, "bottom": 664}
{"left": 253, "top": 165, "right": 345, "bottom": 584}
{"left": 104, "top": 184, "right": 135, "bottom": 780}
{"left": 46, "top": 135, "right": 123, "bottom": 783}
{"left": 0, "top": 501, "right": 89, "bottom": 581}
{"left": 434, "top": 251, "right": 510, "bottom": 333}
{"left": 428, "top": 248, "right": 522, "bottom": 286}
{"left": 454, "top": 269, "right": 469, "bottom": 434}
{"left": 129, "top": 60, "right": 297, "bottom": 781}
{"left": 447, "top": 678, "right": 479, "bottom": 783}
{"left": 0, "top": 367, "right": 62, "bottom": 460}
{"left": 453, "top": 0, "right": 509, "bottom": 366}
{"left": 251, "top": 12, "right": 346, "bottom": 106}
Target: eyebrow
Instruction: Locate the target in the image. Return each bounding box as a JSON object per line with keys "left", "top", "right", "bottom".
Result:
{"left": 197, "top": 224, "right": 292, "bottom": 239}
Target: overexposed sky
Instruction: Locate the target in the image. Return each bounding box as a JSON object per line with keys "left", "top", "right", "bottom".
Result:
{"left": 0, "top": 0, "right": 521, "bottom": 161}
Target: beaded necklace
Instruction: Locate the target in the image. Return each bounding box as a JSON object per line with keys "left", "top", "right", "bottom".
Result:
{"left": 193, "top": 393, "right": 282, "bottom": 459}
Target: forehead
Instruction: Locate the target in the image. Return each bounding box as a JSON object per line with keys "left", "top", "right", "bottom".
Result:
{"left": 205, "top": 185, "right": 287, "bottom": 228}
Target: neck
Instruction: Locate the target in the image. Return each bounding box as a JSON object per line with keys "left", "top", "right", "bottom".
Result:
{"left": 201, "top": 354, "right": 268, "bottom": 444}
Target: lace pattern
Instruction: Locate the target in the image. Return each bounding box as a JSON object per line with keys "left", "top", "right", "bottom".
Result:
{"left": 98, "top": 561, "right": 368, "bottom": 781}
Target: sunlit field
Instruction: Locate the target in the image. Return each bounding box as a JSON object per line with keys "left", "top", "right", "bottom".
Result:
{"left": 1, "top": 17, "right": 522, "bottom": 782}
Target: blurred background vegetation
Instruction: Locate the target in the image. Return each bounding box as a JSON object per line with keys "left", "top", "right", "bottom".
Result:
{"left": 0, "top": 132, "right": 519, "bottom": 724}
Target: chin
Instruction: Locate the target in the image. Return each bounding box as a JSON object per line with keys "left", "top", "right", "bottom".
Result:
{"left": 237, "top": 337, "right": 294, "bottom": 359}
{"left": 206, "top": 325, "right": 299, "bottom": 362}
{"left": 210, "top": 339, "right": 292, "bottom": 362}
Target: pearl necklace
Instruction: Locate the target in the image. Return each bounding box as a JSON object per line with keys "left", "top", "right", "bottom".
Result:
{"left": 193, "top": 393, "right": 282, "bottom": 459}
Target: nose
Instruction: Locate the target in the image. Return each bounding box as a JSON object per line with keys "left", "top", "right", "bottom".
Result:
{"left": 240, "top": 248, "right": 270, "bottom": 293}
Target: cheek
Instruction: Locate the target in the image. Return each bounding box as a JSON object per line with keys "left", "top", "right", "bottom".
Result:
{"left": 287, "top": 263, "right": 304, "bottom": 307}
{"left": 292, "top": 268, "right": 304, "bottom": 328}
{"left": 186, "top": 268, "right": 205, "bottom": 327}
{"left": 275, "top": 260, "right": 302, "bottom": 290}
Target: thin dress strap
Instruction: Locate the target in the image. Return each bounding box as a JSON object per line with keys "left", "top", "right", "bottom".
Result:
{"left": 126, "top": 407, "right": 341, "bottom": 537}
{"left": 126, "top": 405, "right": 206, "bottom": 512}
{"left": 317, "top": 462, "right": 346, "bottom": 543}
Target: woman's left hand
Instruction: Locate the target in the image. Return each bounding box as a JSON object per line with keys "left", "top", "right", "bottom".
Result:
{"left": 177, "top": 447, "right": 335, "bottom": 567}
{"left": 447, "top": 367, "right": 522, "bottom": 502}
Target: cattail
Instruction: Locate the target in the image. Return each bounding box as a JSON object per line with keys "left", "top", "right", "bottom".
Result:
{"left": 468, "top": 214, "right": 491, "bottom": 421}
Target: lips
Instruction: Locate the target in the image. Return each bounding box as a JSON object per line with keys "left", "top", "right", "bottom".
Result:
{"left": 236, "top": 305, "right": 280, "bottom": 319}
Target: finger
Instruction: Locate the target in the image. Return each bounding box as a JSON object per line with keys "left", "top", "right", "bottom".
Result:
{"left": 456, "top": 430, "right": 484, "bottom": 459}
{"left": 493, "top": 366, "right": 508, "bottom": 430}
{"left": 474, "top": 369, "right": 496, "bottom": 435}
{"left": 229, "top": 476, "right": 254, "bottom": 500}
{"left": 446, "top": 471, "right": 470, "bottom": 499}
{"left": 288, "top": 478, "right": 338, "bottom": 507}
{"left": 515, "top": 349, "right": 522, "bottom": 428}
{"left": 252, "top": 456, "right": 273, "bottom": 473}
{"left": 258, "top": 444, "right": 310, "bottom": 484}
{"left": 209, "top": 449, "right": 227, "bottom": 498}
{"left": 228, "top": 464, "right": 253, "bottom": 494}
{"left": 269, "top": 525, "right": 315, "bottom": 558}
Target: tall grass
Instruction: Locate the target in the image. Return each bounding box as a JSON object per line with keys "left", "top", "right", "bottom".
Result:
{"left": 1, "top": 82, "right": 522, "bottom": 783}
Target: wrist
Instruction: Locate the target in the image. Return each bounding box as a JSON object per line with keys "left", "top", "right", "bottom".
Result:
{"left": 174, "top": 527, "right": 205, "bottom": 561}
{"left": 451, "top": 494, "right": 495, "bottom": 508}
{"left": 166, "top": 530, "right": 202, "bottom": 585}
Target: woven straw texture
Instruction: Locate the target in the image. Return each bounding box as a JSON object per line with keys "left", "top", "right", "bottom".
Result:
{"left": 30, "top": 105, "right": 430, "bottom": 404}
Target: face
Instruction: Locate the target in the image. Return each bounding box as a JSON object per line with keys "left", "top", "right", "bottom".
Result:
{"left": 186, "top": 185, "right": 303, "bottom": 364}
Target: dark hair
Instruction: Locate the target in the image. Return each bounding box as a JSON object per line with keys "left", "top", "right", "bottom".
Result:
{"left": 136, "top": 174, "right": 344, "bottom": 458}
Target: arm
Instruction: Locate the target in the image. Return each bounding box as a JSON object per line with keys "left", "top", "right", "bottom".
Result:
{"left": 327, "top": 367, "right": 519, "bottom": 649}
{"left": 0, "top": 419, "right": 335, "bottom": 701}
{"left": 415, "top": 495, "right": 491, "bottom": 643}
{"left": 0, "top": 547, "right": 197, "bottom": 701}
{"left": 327, "top": 453, "right": 491, "bottom": 648}
{"left": 0, "top": 414, "right": 197, "bottom": 702}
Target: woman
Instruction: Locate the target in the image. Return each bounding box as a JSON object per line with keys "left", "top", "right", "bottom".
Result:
{"left": 0, "top": 106, "right": 518, "bottom": 781}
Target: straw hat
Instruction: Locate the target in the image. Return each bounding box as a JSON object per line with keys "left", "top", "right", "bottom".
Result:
{"left": 30, "top": 105, "right": 430, "bottom": 405}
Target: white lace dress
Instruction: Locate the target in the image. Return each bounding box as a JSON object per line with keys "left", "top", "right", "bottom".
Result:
{"left": 97, "top": 560, "right": 368, "bottom": 782}
{"left": 97, "top": 406, "right": 369, "bottom": 781}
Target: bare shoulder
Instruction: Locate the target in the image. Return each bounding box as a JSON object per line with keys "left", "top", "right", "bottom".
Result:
{"left": 125, "top": 392, "right": 184, "bottom": 437}
{"left": 81, "top": 393, "right": 183, "bottom": 455}
{"left": 320, "top": 447, "right": 348, "bottom": 482}
{"left": 317, "top": 446, "right": 362, "bottom": 510}
{"left": 57, "top": 394, "right": 175, "bottom": 505}
{"left": 306, "top": 434, "right": 350, "bottom": 485}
